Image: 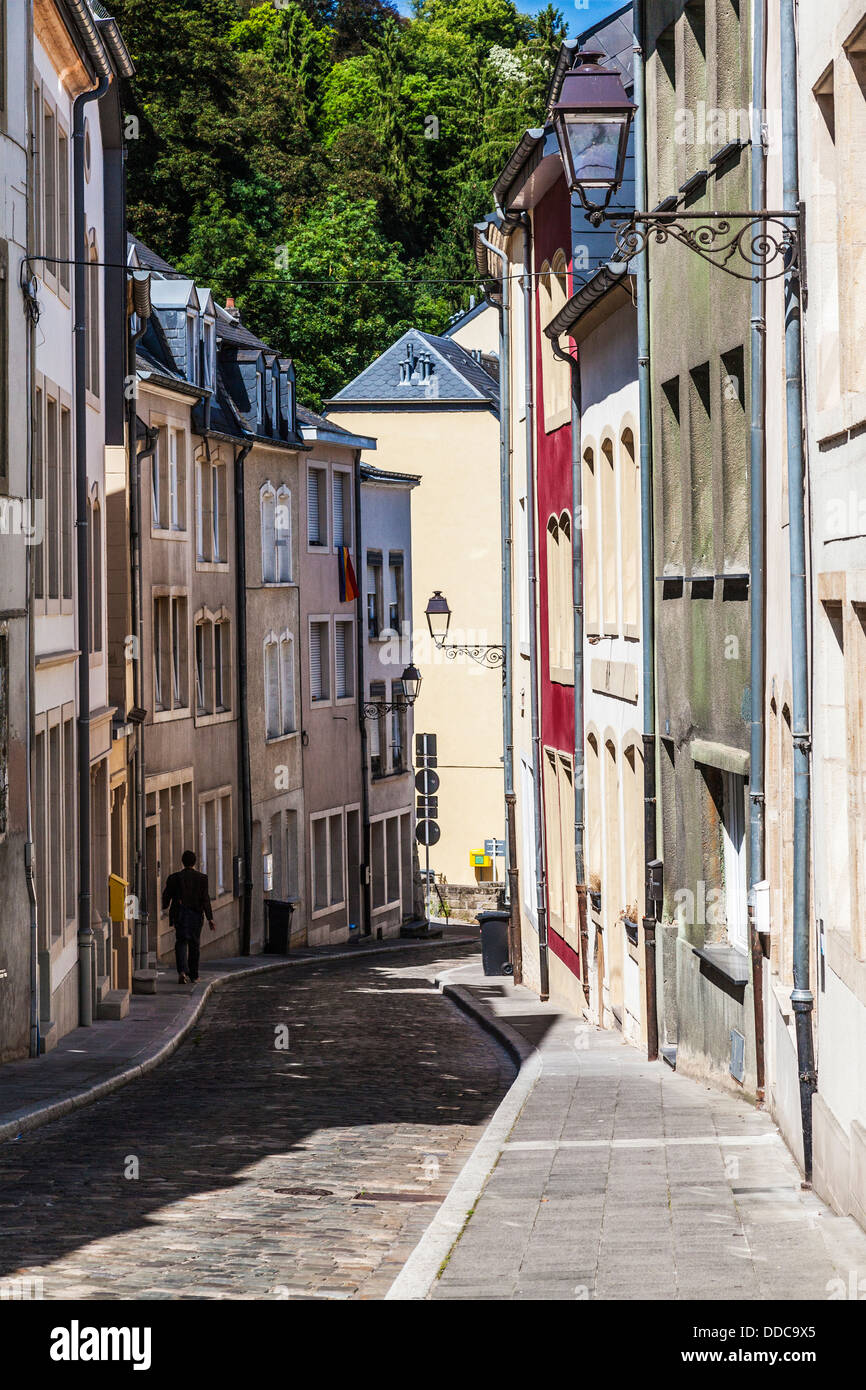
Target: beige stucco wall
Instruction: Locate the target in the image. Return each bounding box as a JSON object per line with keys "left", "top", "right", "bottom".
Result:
{"left": 446, "top": 303, "right": 500, "bottom": 356}
{"left": 328, "top": 406, "right": 504, "bottom": 886}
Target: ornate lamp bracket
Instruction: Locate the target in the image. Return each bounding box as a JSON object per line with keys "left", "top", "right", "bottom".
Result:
{"left": 438, "top": 643, "right": 506, "bottom": 670}
{"left": 608, "top": 209, "right": 801, "bottom": 283}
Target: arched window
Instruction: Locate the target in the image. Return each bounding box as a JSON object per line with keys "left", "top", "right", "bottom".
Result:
{"left": 86, "top": 232, "right": 99, "bottom": 397}
{"left": 264, "top": 630, "right": 296, "bottom": 738}
{"left": 582, "top": 446, "right": 600, "bottom": 636}
{"left": 559, "top": 510, "right": 573, "bottom": 671}
{"left": 546, "top": 515, "right": 561, "bottom": 674}
{"left": 601, "top": 436, "right": 617, "bottom": 633}
{"left": 195, "top": 608, "right": 232, "bottom": 717}
{"left": 90, "top": 491, "right": 102, "bottom": 653}
{"left": 261, "top": 484, "right": 276, "bottom": 583}
{"left": 275, "top": 486, "right": 292, "bottom": 582}
{"left": 586, "top": 731, "right": 602, "bottom": 894}
{"left": 604, "top": 736, "right": 624, "bottom": 1017}
{"left": 539, "top": 250, "right": 572, "bottom": 432}
{"left": 620, "top": 428, "right": 639, "bottom": 633}
{"left": 623, "top": 739, "right": 643, "bottom": 919}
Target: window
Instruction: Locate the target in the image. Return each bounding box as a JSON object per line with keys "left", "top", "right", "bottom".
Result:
{"left": 371, "top": 813, "right": 404, "bottom": 912}
{"left": 601, "top": 438, "right": 617, "bottom": 632}
{"left": 33, "top": 710, "right": 77, "bottom": 942}
{"left": 267, "top": 808, "right": 300, "bottom": 901}
{"left": 33, "top": 387, "right": 73, "bottom": 605}
{"left": 660, "top": 379, "right": 683, "bottom": 575}
{"left": 186, "top": 313, "right": 198, "bottom": 385}
{"left": 366, "top": 553, "right": 383, "bottom": 638}
{"left": 620, "top": 429, "right": 639, "bottom": 633}
{"left": 264, "top": 631, "right": 296, "bottom": 738}
{"left": 369, "top": 680, "right": 386, "bottom": 776}
{"left": 547, "top": 513, "right": 573, "bottom": 682}
{"left": 539, "top": 251, "right": 571, "bottom": 431}
{"left": 199, "top": 788, "right": 232, "bottom": 900}
{"left": 307, "top": 466, "right": 327, "bottom": 546}
{"left": 90, "top": 493, "right": 102, "bottom": 653}
{"left": 195, "top": 453, "right": 226, "bottom": 563}
{"left": 261, "top": 483, "right": 292, "bottom": 583}
{"left": 333, "top": 469, "right": 352, "bottom": 549}
{"left": 194, "top": 610, "right": 231, "bottom": 717}
{"left": 153, "top": 425, "right": 187, "bottom": 533}
{"left": 85, "top": 236, "right": 100, "bottom": 397}
{"left": 310, "top": 809, "right": 346, "bottom": 913}
{"left": 391, "top": 683, "right": 406, "bottom": 771}
{"left": 309, "top": 619, "right": 330, "bottom": 703}
{"left": 582, "top": 447, "right": 600, "bottom": 636}
{"left": 688, "top": 362, "right": 712, "bottom": 575}
{"left": 722, "top": 771, "right": 748, "bottom": 953}
{"left": 153, "top": 593, "right": 188, "bottom": 712}
{"left": 202, "top": 317, "right": 215, "bottom": 390}
{"left": 271, "top": 373, "right": 279, "bottom": 435}
{"left": 388, "top": 554, "right": 404, "bottom": 632}
{"left": 335, "top": 619, "right": 354, "bottom": 700}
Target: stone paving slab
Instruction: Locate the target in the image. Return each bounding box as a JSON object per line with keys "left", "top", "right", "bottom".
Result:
{"left": 0, "top": 943, "right": 512, "bottom": 1300}
{"left": 422, "top": 963, "right": 866, "bottom": 1302}
{"left": 0, "top": 930, "right": 475, "bottom": 1144}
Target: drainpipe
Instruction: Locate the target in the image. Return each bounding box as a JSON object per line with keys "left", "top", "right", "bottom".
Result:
{"left": 749, "top": 0, "right": 769, "bottom": 1103}
{"left": 354, "top": 451, "right": 372, "bottom": 936}
{"left": 780, "top": 0, "right": 816, "bottom": 1179}
{"left": 130, "top": 414, "right": 156, "bottom": 972}
{"left": 478, "top": 229, "right": 521, "bottom": 982}
{"left": 233, "top": 438, "right": 254, "bottom": 955}
{"left": 519, "top": 213, "right": 550, "bottom": 999}
{"left": 73, "top": 73, "right": 110, "bottom": 1027}
{"left": 634, "top": 1, "right": 659, "bottom": 1059}
{"left": 24, "top": 0, "right": 39, "bottom": 1055}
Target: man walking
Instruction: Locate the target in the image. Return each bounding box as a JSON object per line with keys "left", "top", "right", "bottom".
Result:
{"left": 162, "top": 850, "right": 215, "bottom": 984}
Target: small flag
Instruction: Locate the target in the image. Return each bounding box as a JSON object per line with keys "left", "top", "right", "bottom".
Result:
{"left": 338, "top": 546, "right": 359, "bottom": 603}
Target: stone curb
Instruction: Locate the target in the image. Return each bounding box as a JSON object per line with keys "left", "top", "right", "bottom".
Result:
{"left": 0, "top": 937, "right": 477, "bottom": 1147}
{"left": 385, "top": 969, "right": 543, "bottom": 1301}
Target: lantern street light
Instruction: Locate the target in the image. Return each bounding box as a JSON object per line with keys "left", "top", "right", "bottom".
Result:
{"left": 551, "top": 48, "right": 799, "bottom": 282}
{"left": 362, "top": 663, "right": 422, "bottom": 720}
{"left": 551, "top": 48, "right": 636, "bottom": 228}
{"left": 425, "top": 591, "right": 505, "bottom": 671}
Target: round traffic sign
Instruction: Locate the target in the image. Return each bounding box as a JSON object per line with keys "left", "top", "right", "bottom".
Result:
{"left": 415, "top": 819, "right": 441, "bottom": 847}
{"left": 415, "top": 768, "right": 440, "bottom": 796}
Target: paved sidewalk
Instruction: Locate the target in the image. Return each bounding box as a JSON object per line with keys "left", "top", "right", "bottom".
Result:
{"left": 417, "top": 964, "right": 866, "bottom": 1301}
{"left": 0, "top": 930, "right": 474, "bottom": 1144}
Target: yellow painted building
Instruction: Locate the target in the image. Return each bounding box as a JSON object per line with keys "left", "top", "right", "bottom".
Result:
{"left": 327, "top": 315, "right": 504, "bottom": 887}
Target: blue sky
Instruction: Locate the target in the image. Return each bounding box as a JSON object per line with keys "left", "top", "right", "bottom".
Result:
{"left": 394, "top": 0, "right": 627, "bottom": 34}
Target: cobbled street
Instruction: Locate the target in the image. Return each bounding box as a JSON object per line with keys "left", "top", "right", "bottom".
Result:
{"left": 0, "top": 945, "right": 514, "bottom": 1300}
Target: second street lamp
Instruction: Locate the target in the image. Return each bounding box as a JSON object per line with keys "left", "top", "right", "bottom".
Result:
{"left": 551, "top": 47, "right": 636, "bottom": 227}
{"left": 424, "top": 590, "right": 505, "bottom": 671}
{"left": 362, "top": 663, "right": 422, "bottom": 719}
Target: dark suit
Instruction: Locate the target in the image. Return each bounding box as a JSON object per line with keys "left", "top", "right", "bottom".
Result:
{"left": 162, "top": 867, "right": 213, "bottom": 981}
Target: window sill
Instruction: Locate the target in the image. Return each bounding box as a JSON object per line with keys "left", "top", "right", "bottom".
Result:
{"left": 194, "top": 709, "right": 234, "bottom": 728}
{"left": 335, "top": 695, "right": 356, "bottom": 707}
{"left": 311, "top": 901, "right": 346, "bottom": 920}
{"left": 196, "top": 560, "right": 230, "bottom": 573}
{"left": 550, "top": 667, "right": 574, "bottom": 686}
{"left": 151, "top": 528, "right": 189, "bottom": 543}
{"left": 692, "top": 943, "right": 750, "bottom": 997}
{"left": 261, "top": 579, "right": 296, "bottom": 589}
{"left": 265, "top": 730, "right": 299, "bottom": 746}
{"left": 152, "top": 706, "right": 190, "bottom": 724}
{"left": 371, "top": 769, "right": 408, "bottom": 782}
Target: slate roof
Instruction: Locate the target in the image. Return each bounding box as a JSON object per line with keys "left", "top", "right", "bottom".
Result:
{"left": 327, "top": 328, "right": 499, "bottom": 409}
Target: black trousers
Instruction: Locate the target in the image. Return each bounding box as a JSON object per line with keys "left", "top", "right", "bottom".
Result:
{"left": 175, "top": 923, "right": 203, "bottom": 980}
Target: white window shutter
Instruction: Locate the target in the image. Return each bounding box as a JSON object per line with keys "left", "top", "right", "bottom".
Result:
{"left": 310, "top": 623, "right": 323, "bottom": 700}
{"left": 335, "top": 622, "right": 346, "bottom": 698}
{"left": 308, "top": 471, "right": 321, "bottom": 544}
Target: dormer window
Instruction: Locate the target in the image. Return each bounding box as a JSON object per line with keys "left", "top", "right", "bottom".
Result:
{"left": 186, "top": 312, "right": 199, "bottom": 385}
{"left": 271, "top": 373, "right": 279, "bottom": 436}
{"left": 255, "top": 370, "right": 264, "bottom": 431}
{"left": 202, "top": 317, "right": 215, "bottom": 390}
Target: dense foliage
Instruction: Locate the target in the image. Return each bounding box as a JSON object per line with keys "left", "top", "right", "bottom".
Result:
{"left": 114, "top": 0, "right": 564, "bottom": 404}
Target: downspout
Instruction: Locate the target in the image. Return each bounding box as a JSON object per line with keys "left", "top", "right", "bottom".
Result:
{"left": 478, "top": 229, "right": 521, "bottom": 982}
{"left": 780, "top": 0, "right": 816, "bottom": 1179}
{"left": 547, "top": 325, "right": 588, "bottom": 1003}
{"left": 25, "top": 0, "right": 39, "bottom": 1055}
{"left": 233, "top": 437, "right": 254, "bottom": 955}
{"left": 634, "top": 0, "right": 659, "bottom": 1060}
{"left": 353, "top": 452, "right": 372, "bottom": 936}
{"left": 73, "top": 73, "right": 110, "bottom": 1027}
{"left": 749, "top": 0, "right": 769, "bottom": 1103}
{"left": 520, "top": 212, "right": 550, "bottom": 1000}
{"left": 130, "top": 414, "right": 156, "bottom": 972}
{"left": 126, "top": 273, "right": 152, "bottom": 973}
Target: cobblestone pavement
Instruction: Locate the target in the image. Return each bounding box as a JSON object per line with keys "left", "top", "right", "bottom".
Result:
{"left": 431, "top": 970, "right": 866, "bottom": 1301}
{"left": 0, "top": 945, "right": 514, "bottom": 1300}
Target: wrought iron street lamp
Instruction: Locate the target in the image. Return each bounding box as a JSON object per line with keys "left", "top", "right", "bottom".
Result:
{"left": 362, "top": 663, "right": 422, "bottom": 719}
{"left": 425, "top": 591, "right": 505, "bottom": 671}
{"left": 552, "top": 48, "right": 636, "bottom": 227}
{"left": 552, "top": 49, "right": 799, "bottom": 282}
